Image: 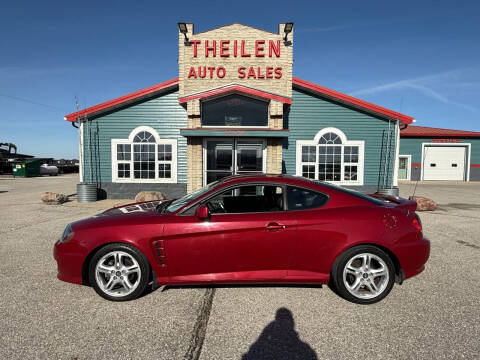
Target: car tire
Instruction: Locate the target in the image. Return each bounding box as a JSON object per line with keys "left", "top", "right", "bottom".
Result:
{"left": 331, "top": 245, "right": 395, "bottom": 305}
{"left": 88, "top": 243, "right": 150, "bottom": 301}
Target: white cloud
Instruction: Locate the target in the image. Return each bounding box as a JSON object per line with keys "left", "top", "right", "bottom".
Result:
{"left": 349, "top": 68, "right": 479, "bottom": 112}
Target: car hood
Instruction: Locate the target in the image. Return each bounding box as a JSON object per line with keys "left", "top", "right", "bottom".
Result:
{"left": 96, "top": 200, "right": 165, "bottom": 217}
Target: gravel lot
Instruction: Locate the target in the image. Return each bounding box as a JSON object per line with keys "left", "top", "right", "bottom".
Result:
{"left": 1, "top": 175, "right": 479, "bottom": 359}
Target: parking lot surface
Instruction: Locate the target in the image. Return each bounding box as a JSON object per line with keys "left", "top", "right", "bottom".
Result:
{"left": 1, "top": 175, "right": 479, "bottom": 359}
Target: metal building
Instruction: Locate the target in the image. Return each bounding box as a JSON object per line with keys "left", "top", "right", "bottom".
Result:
{"left": 64, "top": 23, "right": 415, "bottom": 199}
{"left": 399, "top": 125, "right": 480, "bottom": 181}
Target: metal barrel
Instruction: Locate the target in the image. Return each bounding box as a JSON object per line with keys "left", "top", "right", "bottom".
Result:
{"left": 77, "top": 183, "right": 97, "bottom": 202}
{"left": 377, "top": 187, "right": 399, "bottom": 197}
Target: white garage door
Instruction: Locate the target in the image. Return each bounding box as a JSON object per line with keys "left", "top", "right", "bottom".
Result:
{"left": 423, "top": 146, "right": 466, "bottom": 181}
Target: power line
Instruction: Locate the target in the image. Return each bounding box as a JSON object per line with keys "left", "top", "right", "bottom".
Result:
{"left": 0, "top": 93, "right": 69, "bottom": 112}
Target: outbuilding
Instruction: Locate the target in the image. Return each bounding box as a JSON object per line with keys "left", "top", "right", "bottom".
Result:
{"left": 399, "top": 125, "right": 480, "bottom": 181}
{"left": 64, "top": 23, "right": 415, "bottom": 199}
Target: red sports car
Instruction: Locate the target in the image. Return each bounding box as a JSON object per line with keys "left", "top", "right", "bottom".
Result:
{"left": 54, "top": 175, "right": 430, "bottom": 304}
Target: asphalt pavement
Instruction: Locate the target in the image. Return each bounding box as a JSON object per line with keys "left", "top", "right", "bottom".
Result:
{"left": 0, "top": 175, "right": 479, "bottom": 359}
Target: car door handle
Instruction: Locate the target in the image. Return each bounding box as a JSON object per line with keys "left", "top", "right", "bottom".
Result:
{"left": 266, "top": 222, "right": 286, "bottom": 231}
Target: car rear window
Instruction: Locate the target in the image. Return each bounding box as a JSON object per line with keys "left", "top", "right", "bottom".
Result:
{"left": 286, "top": 186, "right": 329, "bottom": 211}
{"left": 314, "top": 181, "right": 385, "bottom": 206}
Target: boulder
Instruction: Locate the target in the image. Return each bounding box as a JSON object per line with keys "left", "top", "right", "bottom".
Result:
{"left": 41, "top": 192, "right": 68, "bottom": 205}
{"left": 409, "top": 196, "right": 437, "bottom": 211}
{"left": 135, "top": 191, "right": 166, "bottom": 203}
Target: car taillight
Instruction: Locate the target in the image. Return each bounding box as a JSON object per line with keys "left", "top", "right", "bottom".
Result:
{"left": 412, "top": 213, "right": 422, "bottom": 231}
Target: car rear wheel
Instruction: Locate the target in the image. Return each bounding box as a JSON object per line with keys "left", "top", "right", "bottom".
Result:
{"left": 88, "top": 244, "right": 150, "bottom": 301}
{"left": 331, "top": 245, "right": 395, "bottom": 304}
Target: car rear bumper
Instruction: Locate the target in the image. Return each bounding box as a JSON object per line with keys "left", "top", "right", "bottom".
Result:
{"left": 395, "top": 236, "right": 430, "bottom": 280}
{"left": 53, "top": 241, "right": 85, "bottom": 285}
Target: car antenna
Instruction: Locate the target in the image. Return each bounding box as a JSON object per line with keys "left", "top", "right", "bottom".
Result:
{"left": 412, "top": 145, "right": 429, "bottom": 197}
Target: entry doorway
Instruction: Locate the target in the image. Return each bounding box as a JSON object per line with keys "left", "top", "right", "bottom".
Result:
{"left": 398, "top": 155, "right": 411, "bottom": 180}
{"left": 203, "top": 139, "right": 266, "bottom": 185}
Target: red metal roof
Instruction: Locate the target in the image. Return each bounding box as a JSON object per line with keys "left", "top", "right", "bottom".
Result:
{"left": 64, "top": 78, "right": 179, "bottom": 122}
{"left": 64, "top": 77, "right": 414, "bottom": 124}
{"left": 401, "top": 125, "right": 480, "bottom": 138}
{"left": 292, "top": 77, "right": 414, "bottom": 124}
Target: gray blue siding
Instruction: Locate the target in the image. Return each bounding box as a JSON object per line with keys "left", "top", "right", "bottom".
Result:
{"left": 284, "top": 88, "right": 397, "bottom": 187}
{"left": 82, "top": 89, "right": 187, "bottom": 192}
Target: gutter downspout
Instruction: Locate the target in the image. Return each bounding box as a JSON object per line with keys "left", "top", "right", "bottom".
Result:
{"left": 393, "top": 120, "right": 401, "bottom": 187}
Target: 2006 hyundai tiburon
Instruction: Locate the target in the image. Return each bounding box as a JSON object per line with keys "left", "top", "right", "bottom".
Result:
{"left": 54, "top": 175, "right": 430, "bottom": 304}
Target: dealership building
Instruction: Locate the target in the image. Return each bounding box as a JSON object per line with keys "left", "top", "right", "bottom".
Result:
{"left": 64, "top": 23, "right": 479, "bottom": 199}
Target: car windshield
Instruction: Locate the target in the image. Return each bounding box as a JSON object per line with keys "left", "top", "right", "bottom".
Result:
{"left": 163, "top": 181, "right": 220, "bottom": 214}
{"left": 314, "top": 181, "right": 386, "bottom": 206}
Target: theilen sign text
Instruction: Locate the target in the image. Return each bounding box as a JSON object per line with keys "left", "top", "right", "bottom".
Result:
{"left": 186, "top": 40, "right": 283, "bottom": 80}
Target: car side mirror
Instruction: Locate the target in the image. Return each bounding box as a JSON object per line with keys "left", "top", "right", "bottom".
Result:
{"left": 195, "top": 204, "right": 210, "bottom": 221}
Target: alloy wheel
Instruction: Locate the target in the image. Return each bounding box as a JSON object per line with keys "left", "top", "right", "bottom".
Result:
{"left": 342, "top": 252, "right": 390, "bottom": 300}
{"left": 94, "top": 251, "right": 141, "bottom": 297}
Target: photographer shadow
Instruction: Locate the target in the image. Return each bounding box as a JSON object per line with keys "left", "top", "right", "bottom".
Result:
{"left": 242, "top": 307, "right": 318, "bottom": 360}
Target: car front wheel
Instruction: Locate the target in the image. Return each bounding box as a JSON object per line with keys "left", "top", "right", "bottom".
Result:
{"left": 331, "top": 245, "right": 395, "bottom": 304}
{"left": 88, "top": 244, "right": 150, "bottom": 301}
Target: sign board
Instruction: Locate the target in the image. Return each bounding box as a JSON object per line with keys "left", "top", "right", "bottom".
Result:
{"left": 178, "top": 23, "right": 293, "bottom": 100}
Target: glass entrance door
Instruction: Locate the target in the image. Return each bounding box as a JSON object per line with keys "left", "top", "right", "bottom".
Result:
{"left": 236, "top": 141, "right": 263, "bottom": 174}
{"left": 205, "top": 139, "right": 265, "bottom": 185}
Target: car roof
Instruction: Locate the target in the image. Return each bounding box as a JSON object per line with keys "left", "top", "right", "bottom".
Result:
{"left": 219, "top": 174, "right": 313, "bottom": 186}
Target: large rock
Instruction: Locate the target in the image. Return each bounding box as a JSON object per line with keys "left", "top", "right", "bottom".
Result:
{"left": 409, "top": 196, "right": 437, "bottom": 211}
{"left": 41, "top": 192, "right": 68, "bottom": 205}
{"left": 135, "top": 191, "right": 166, "bottom": 203}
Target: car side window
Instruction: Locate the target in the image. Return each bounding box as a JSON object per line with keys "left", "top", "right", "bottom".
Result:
{"left": 206, "top": 185, "right": 284, "bottom": 214}
{"left": 286, "top": 186, "right": 328, "bottom": 211}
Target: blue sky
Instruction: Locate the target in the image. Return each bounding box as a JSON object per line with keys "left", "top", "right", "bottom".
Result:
{"left": 1, "top": 0, "right": 479, "bottom": 158}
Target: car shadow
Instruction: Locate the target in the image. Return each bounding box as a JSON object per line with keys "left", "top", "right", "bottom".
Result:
{"left": 242, "top": 307, "right": 318, "bottom": 360}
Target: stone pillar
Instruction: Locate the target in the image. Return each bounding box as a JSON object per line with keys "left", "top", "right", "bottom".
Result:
{"left": 268, "top": 100, "right": 283, "bottom": 129}
{"left": 187, "top": 100, "right": 201, "bottom": 128}
{"left": 266, "top": 100, "right": 284, "bottom": 174}
{"left": 266, "top": 138, "right": 283, "bottom": 174}
{"left": 187, "top": 137, "right": 203, "bottom": 193}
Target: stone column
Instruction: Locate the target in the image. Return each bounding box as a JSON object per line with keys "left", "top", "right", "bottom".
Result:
{"left": 266, "top": 100, "right": 284, "bottom": 174}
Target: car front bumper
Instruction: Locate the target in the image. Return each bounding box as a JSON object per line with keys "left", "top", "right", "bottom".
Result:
{"left": 53, "top": 241, "right": 86, "bottom": 285}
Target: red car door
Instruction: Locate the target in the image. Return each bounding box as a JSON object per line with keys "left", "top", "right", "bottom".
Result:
{"left": 205, "top": 210, "right": 296, "bottom": 280}
{"left": 163, "top": 184, "right": 296, "bottom": 282}
{"left": 285, "top": 186, "right": 344, "bottom": 278}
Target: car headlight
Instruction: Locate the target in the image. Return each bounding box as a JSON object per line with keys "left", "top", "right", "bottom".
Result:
{"left": 59, "top": 223, "right": 74, "bottom": 243}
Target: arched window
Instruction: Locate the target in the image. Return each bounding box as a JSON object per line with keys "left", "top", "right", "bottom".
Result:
{"left": 112, "top": 126, "right": 177, "bottom": 183}
{"left": 319, "top": 132, "right": 342, "bottom": 144}
{"left": 296, "top": 128, "right": 364, "bottom": 185}
{"left": 133, "top": 131, "right": 156, "bottom": 143}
